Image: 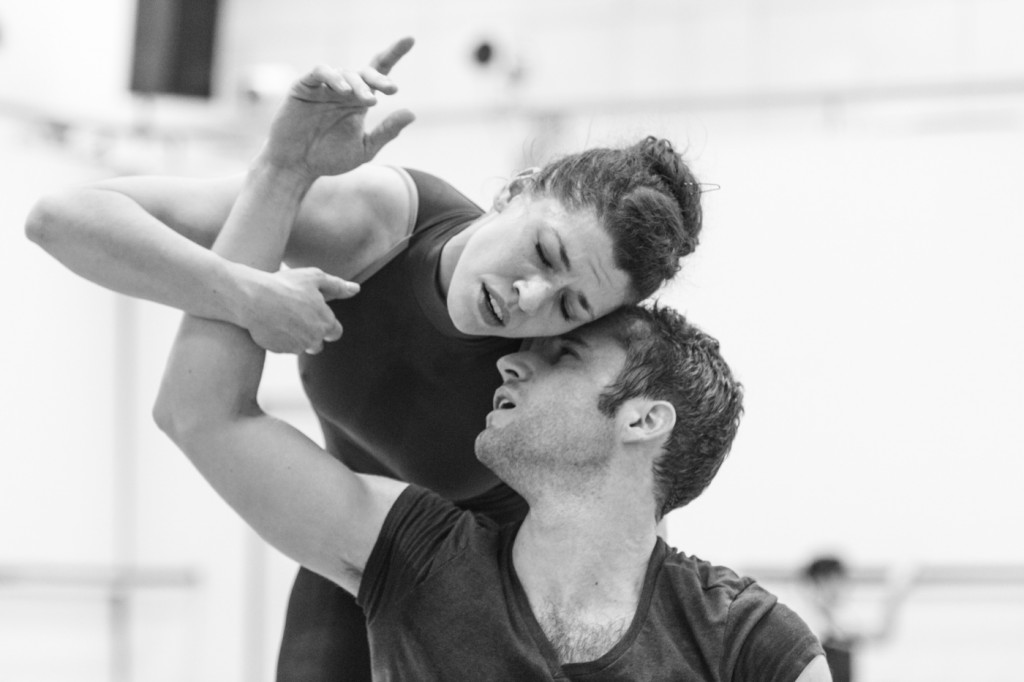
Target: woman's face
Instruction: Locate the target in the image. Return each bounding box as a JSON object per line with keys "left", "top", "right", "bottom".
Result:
{"left": 444, "top": 194, "right": 632, "bottom": 338}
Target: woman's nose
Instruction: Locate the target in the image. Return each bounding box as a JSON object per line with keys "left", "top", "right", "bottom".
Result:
{"left": 513, "top": 276, "right": 554, "bottom": 315}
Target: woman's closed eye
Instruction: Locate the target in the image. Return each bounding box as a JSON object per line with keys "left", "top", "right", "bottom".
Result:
{"left": 559, "top": 296, "right": 573, "bottom": 322}
{"left": 535, "top": 242, "right": 553, "bottom": 269}
{"left": 536, "top": 242, "right": 575, "bottom": 321}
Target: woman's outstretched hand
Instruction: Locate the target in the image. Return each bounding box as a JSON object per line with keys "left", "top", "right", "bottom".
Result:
{"left": 260, "top": 37, "right": 417, "bottom": 181}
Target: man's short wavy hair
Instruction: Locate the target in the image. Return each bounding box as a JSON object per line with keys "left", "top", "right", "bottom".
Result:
{"left": 597, "top": 304, "right": 744, "bottom": 519}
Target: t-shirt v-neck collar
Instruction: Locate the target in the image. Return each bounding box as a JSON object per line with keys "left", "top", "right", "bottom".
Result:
{"left": 500, "top": 525, "right": 668, "bottom": 678}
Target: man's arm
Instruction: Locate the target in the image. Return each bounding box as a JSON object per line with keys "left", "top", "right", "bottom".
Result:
{"left": 793, "top": 655, "right": 832, "bottom": 682}
{"left": 152, "top": 169, "right": 410, "bottom": 592}
{"left": 153, "top": 39, "right": 415, "bottom": 593}
{"left": 153, "top": 303, "right": 408, "bottom": 593}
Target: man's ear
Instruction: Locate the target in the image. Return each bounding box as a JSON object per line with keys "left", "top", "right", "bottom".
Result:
{"left": 620, "top": 399, "right": 676, "bottom": 445}
{"left": 492, "top": 167, "right": 539, "bottom": 212}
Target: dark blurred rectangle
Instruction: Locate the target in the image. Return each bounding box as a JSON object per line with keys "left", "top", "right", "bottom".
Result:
{"left": 130, "top": 0, "right": 220, "bottom": 97}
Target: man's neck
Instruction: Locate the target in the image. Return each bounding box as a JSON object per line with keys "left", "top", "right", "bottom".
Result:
{"left": 512, "top": 500, "right": 658, "bottom": 664}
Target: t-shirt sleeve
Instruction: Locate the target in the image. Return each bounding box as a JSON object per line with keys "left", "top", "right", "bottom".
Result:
{"left": 727, "top": 584, "right": 824, "bottom": 682}
{"left": 356, "top": 485, "right": 470, "bottom": 619}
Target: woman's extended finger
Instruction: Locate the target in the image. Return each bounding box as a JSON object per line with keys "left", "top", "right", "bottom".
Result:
{"left": 340, "top": 69, "right": 377, "bottom": 103}
{"left": 360, "top": 66, "right": 398, "bottom": 95}
{"left": 369, "top": 37, "right": 414, "bottom": 76}
{"left": 298, "top": 64, "right": 351, "bottom": 94}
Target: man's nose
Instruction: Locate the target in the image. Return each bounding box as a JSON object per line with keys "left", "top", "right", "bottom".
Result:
{"left": 513, "top": 276, "right": 554, "bottom": 315}
{"left": 496, "top": 351, "right": 534, "bottom": 381}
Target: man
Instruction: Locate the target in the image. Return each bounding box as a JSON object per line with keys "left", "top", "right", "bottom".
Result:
{"left": 154, "top": 291, "right": 829, "bottom": 679}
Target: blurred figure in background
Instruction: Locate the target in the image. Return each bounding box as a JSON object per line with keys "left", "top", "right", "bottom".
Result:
{"left": 801, "top": 555, "right": 915, "bottom": 682}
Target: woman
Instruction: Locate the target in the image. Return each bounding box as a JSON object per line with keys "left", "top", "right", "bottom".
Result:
{"left": 26, "top": 38, "right": 704, "bottom": 681}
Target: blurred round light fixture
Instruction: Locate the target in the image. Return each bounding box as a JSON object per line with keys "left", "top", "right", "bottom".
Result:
{"left": 472, "top": 40, "right": 495, "bottom": 67}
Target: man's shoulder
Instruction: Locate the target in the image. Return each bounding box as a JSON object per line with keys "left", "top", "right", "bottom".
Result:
{"left": 652, "top": 544, "right": 789, "bottom": 637}
{"left": 357, "top": 484, "right": 509, "bottom": 615}
{"left": 657, "top": 543, "right": 764, "bottom": 603}
{"left": 364, "top": 485, "right": 505, "bottom": 580}
{"left": 649, "top": 544, "right": 823, "bottom": 680}
{"left": 379, "top": 484, "right": 495, "bottom": 545}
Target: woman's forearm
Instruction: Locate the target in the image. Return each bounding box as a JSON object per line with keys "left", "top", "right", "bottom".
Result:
{"left": 25, "top": 186, "right": 250, "bottom": 327}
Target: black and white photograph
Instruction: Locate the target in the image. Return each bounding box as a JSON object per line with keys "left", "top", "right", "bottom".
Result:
{"left": 2, "top": 1, "right": 1022, "bottom": 680}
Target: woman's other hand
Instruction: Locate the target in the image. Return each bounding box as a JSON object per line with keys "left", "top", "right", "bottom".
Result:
{"left": 236, "top": 265, "right": 360, "bottom": 354}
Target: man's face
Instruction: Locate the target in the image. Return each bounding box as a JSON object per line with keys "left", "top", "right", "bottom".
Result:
{"left": 475, "top": 321, "right": 628, "bottom": 490}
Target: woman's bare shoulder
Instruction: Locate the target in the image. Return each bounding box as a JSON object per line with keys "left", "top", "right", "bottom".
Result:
{"left": 286, "top": 165, "right": 417, "bottom": 279}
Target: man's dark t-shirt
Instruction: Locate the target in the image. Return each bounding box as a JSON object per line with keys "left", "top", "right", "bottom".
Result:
{"left": 358, "top": 486, "right": 823, "bottom": 681}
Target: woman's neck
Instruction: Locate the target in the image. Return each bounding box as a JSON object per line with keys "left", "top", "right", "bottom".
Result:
{"left": 437, "top": 212, "right": 490, "bottom": 296}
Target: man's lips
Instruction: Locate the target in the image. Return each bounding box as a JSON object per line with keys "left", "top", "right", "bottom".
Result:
{"left": 492, "top": 386, "right": 518, "bottom": 411}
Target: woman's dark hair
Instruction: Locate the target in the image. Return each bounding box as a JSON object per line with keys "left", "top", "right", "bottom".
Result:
{"left": 527, "top": 137, "right": 702, "bottom": 302}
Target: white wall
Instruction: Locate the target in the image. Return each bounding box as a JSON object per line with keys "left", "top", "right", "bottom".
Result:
{"left": 662, "top": 125, "right": 1024, "bottom": 563}
{"left": 0, "top": 0, "right": 135, "bottom": 114}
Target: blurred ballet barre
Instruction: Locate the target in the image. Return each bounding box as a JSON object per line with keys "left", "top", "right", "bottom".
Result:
{"left": 0, "top": 563, "right": 201, "bottom": 682}
{"left": 740, "top": 562, "right": 1024, "bottom": 587}
{"left": 0, "top": 563, "right": 199, "bottom": 590}
{"left": 0, "top": 93, "right": 260, "bottom": 174}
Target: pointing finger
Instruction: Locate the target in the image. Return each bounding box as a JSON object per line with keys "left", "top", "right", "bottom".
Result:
{"left": 369, "top": 37, "right": 415, "bottom": 76}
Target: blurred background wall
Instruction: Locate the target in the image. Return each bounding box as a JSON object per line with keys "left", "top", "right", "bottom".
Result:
{"left": 1, "top": 0, "right": 1022, "bottom": 680}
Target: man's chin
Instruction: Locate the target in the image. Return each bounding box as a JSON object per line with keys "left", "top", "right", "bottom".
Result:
{"left": 474, "top": 432, "right": 497, "bottom": 466}
{"left": 475, "top": 433, "right": 513, "bottom": 475}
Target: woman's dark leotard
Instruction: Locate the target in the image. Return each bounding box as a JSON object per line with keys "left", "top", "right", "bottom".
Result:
{"left": 276, "top": 169, "right": 528, "bottom": 681}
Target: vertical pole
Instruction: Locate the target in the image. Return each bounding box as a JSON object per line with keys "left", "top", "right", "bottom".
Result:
{"left": 242, "top": 532, "right": 268, "bottom": 682}
{"left": 110, "top": 294, "right": 139, "bottom": 682}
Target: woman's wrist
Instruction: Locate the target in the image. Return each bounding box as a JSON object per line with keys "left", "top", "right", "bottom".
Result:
{"left": 249, "top": 151, "right": 319, "bottom": 197}
{"left": 210, "top": 258, "right": 263, "bottom": 331}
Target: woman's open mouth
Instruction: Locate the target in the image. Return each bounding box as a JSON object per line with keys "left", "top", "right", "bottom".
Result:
{"left": 479, "top": 284, "right": 506, "bottom": 326}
